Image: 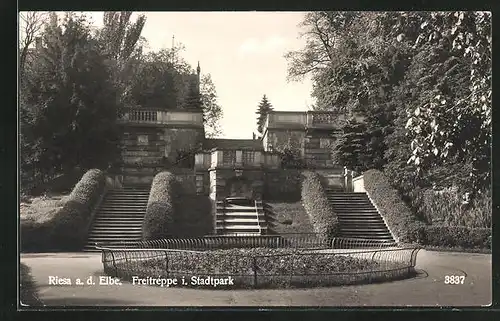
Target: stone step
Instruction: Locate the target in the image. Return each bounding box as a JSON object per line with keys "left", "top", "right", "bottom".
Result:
{"left": 98, "top": 208, "right": 148, "bottom": 212}
{"left": 328, "top": 202, "right": 373, "bottom": 206}
{"left": 89, "top": 233, "right": 143, "bottom": 238}
{"left": 340, "top": 224, "right": 388, "bottom": 229}
{"left": 339, "top": 228, "right": 391, "bottom": 233}
{"left": 99, "top": 204, "right": 148, "bottom": 208}
{"left": 91, "top": 226, "right": 143, "bottom": 230}
{"left": 219, "top": 232, "right": 261, "bottom": 236}
{"left": 93, "top": 218, "right": 145, "bottom": 222}
{"left": 336, "top": 215, "right": 382, "bottom": 219}
{"left": 87, "top": 234, "right": 141, "bottom": 239}
{"left": 216, "top": 218, "right": 266, "bottom": 224}
{"left": 216, "top": 225, "right": 267, "bottom": 230}
{"left": 216, "top": 212, "right": 266, "bottom": 219}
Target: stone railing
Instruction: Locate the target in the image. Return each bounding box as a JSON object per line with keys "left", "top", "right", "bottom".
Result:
{"left": 265, "top": 112, "right": 307, "bottom": 130}
{"left": 195, "top": 150, "right": 280, "bottom": 169}
{"left": 120, "top": 109, "right": 204, "bottom": 127}
{"left": 306, "top": 112, "right": 339, "bottom": 128}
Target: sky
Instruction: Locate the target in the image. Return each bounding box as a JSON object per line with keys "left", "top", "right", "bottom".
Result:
{"left": 85, "top": 12, "right": 314, "bottom": 139}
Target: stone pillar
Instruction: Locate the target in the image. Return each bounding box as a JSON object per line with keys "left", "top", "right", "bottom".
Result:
{"left": 254, "top": 151, "right": 262, "bottom": 167}
{"left": 235, "top": 150, "right": 243, "bottom": 167}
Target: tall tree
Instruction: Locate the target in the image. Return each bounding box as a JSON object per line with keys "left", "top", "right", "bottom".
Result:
{"left": 19, "top": 12, "right": 49, "bottom": 79}
{"left": 255, "top": 95, "right": 273, "bottom": 136}
{"left": 200, "top": 74, "right": 223, "bottom": 138}
{"left": 21, "top": 12, "right": 121, "bottom": 183}
{"left": 97, "top": 12, "right": 147, "bottom": 106}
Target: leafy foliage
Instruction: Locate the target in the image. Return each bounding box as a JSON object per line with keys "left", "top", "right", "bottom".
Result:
{"left": 363, "top": 169, "right": 425, "bottom": 243}
{"left": 200, "top": 74, "right": 223, "bottom": 138}
{"left": 420, "top": 225, "right": 491, "bottom": 249}
{"left": 21, "top": 13, "right": 122, "bottom": 189}
{"left": 288, "top": 11, "right": 491, "bottom": 225}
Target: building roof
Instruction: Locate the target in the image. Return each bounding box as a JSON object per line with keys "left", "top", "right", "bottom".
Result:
{"left": 203, "top": 139, "right": 263, "bottom": 151}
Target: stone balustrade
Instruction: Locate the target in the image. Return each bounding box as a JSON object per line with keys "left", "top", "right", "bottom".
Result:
{"left": 195, "top": 149, "right": 281, "bottom": 169}
{"left": 119, "top": 109, "right": 204, "bottom": 127}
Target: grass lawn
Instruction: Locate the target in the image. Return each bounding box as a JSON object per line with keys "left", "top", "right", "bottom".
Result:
{"left": 20, "top": 193, "right": 69, "bottom": 224}
{"left": 265, "top": 201, "right": 314, "bottom": 234}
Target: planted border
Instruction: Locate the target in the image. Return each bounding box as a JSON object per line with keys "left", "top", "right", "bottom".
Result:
{"left": 142, "top": 171, "right": 178, "bottom": 240}
{"left": 21, "top": 169, "right": 106, "bottom": 252}
{"left": 301, "top": 171, "right": 340, "bottom": 240}
{"left": 100, "top": 246, "right": 418, "bottom": 289}
{"left": 363, "top": 169, "right": 424, "bottom": 243}
{"left": 420, "top": 225, "right": 491, "bottom": 249}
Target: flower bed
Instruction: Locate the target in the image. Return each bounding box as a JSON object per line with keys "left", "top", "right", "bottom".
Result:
{"left": 105, "top": 247, "right": 412, "bottom": 289}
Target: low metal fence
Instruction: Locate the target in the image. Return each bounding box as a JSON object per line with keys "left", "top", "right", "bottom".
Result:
{"left": 96, "top": 236, "right": 421, "bottom": 289}
{"left": 94, "top": 234, "right": 400, "bottom": 251}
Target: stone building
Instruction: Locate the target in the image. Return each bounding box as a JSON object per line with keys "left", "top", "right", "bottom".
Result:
{"left": 114, "top": 64, "right": 354, "bottom": 201}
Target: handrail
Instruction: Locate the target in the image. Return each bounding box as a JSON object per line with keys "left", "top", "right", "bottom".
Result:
{"left": 254, "top": 200, "right": 262, "bottom": 235}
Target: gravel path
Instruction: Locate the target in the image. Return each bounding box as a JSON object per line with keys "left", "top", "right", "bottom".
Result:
{"left": 20, "top": 249, "right": 491, "bottom": 307}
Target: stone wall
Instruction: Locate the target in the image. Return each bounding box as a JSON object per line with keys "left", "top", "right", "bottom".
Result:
{"left": 209, "top": 168, "right": 264, "bottom": 200}
{"left": 122, "top": 127, "right": 164, "bottom": 167}
{"left": 264, "top": 169, "right": 303, "bottom": 201}
{"left": 303, "top": 135, "right": 337, "bottom": 168}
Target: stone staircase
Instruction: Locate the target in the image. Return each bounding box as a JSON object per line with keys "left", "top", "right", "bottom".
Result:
{"left": 325, "top": 189, "right": 395, "bottom": 243}
{"left": 83, "top": 185, "right": 150, "bottom": 251}
{"left": 215, "top": 198, "right": 267, "bottom": 236}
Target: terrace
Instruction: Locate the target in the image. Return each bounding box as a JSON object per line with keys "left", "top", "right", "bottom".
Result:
{"left": 119, "top": 108, "right": 204, "bottom": 128}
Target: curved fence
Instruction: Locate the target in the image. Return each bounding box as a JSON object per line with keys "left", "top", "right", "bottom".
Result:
{"left": 94, "top": 233, "right": 398, "bottom": 251}
{"left": 96, "top": 235, "right": 420, "bottom": 289}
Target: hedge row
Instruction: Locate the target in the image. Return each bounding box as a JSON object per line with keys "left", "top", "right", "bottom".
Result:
{"left": 142, "top": 171, "right": 178, "bottom": 240}
{"left": 363, "top": 169, "right": 424, "bottom": 243}
{"left": 419, "top": 225, "right": 491, "bottom": 249}
{"left": 300, "top": 171, "right": 340, "bottom": 240}
{"left": 21, "top": 169, "right": 106, "bottom": 252}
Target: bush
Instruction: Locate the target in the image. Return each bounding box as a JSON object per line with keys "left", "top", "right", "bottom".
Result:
{"left": 420, "top": 225, "right": 491, "bottom": 249}
{"left": 20, "top": 263, "right": 42, "bottom": 306}
{"left": 301, "top": 171, "right": 340, "bottom": 240}
{"left": 21, "top": 169, "right": 106, "bottom": 252}
{"left": 418, "top": 188, "right": 491, "bottom": 228}
{"left": 142, "top": 171, "right": 178, "bottom": 240}
{"left": 363, "top": 169, "right": 425, "bottom": 243}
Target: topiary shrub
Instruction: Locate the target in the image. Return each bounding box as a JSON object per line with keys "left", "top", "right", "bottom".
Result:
{"left": 420, "top": 226, "right": 491, "bottom": 249}
{"left": 363, "top": 169, "right": 425, "bottom": 243}
{"left": 21, "top": 169, "right": 106, "bottom": 252}
{"left": 142, "top": 171, "right": 178, "bottom": 240}
{"left": 46, "top": 169, "right": 106, "bottom": 250}
{"left": 301, "top": 171, "right": 340, "bottom": 240}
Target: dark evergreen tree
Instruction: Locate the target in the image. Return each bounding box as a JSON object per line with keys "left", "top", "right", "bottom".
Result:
{"left": 331, "top": 119, "right": 369, "bottom": 173}
{"left": 255, "top": 95, "right": 274, "bottom": 135}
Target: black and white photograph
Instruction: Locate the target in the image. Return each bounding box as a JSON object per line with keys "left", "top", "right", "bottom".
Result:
{"left": 19, "top": 11, "right": 492, "bottom": 307}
